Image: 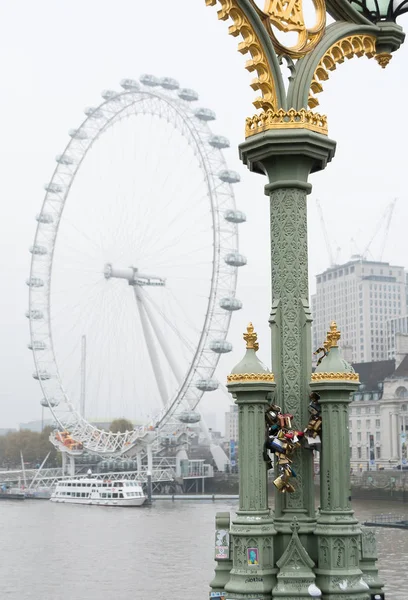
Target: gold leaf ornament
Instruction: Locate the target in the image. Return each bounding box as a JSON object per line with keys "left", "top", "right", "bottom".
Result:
{"left": 259, "top": 0, "right": 326, "bottom": 58}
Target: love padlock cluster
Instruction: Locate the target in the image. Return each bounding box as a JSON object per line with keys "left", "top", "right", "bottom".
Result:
{"left": 303, "top": 392, "right": 322, "bottom": 451}
{"left": 263, "top": 405, "right": 304, "bottom": 494}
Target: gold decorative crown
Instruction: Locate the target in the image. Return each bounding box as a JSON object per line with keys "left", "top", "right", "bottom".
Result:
{"left": 243, "top": 322, "right": 259, "bottom": 351}
{"left": 326, "top": 321, "right": 341, "bottom": 348}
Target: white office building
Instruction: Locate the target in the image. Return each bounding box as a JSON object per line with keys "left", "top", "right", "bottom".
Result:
{"left": 312, "top": 257, "right": 406, "bottom": 363}
{"left": 386, "top": 315, "right": 408, "bottom": 359}
{"left": 225, "top": 404, "right": 238, "bottom": 443}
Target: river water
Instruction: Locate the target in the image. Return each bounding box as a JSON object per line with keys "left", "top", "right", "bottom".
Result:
{"left": 0, "top": 498, "right": 407, "bottom": 599}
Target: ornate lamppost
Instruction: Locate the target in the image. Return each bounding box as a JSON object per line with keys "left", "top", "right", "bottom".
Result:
{"left": 206, "top": 0, "right": 407, "bottom": 599}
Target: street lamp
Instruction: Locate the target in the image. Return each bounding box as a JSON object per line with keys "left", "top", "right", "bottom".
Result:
{"left": 347, "top": 0, "right": 408, "bottom": 22}
{"left": 206, "top": 0, "right": 406, "bottom": 598}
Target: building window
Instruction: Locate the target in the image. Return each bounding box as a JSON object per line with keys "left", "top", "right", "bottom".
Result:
{"left": 376, "top": 447, "right": 381, "bottom": 459}
{"left": 366, "top": 419, "right": 371, "bottom": 428}
{"left": 396, "top": 387, "right": 408, "bottom": 399}
{"left": 376, "top": 432, "right": 381, "bottom": 442}
{"left": 357, "top": 420, "right": 361, "bottom": 429}
{"left": 357, "top": 432, "right": 361, "bottom": 441}
{"left": 375, "top": 419, "right": 381, "bottom": 428}
{"left": 349, "top": 420, "right": 352, "bottom": 429}
{"left": 357, "top": 408, "right": 361, "bottom": 415}
{"left": 357, "top": 447, "right": 362, "bottom": 459}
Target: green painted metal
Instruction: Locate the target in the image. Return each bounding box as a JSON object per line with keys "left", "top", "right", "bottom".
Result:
{"left": 310, "top": 347, "right": 375, "bottom": 599}
{"left": 210, "top": 512, "right": 233, "bottom": 594}
{"left": 287, "top": 22, "right": 379, "bottom": 110}
{"left": 238, "top": 0, "right": 288, "bottom": 110}
{"left": 223, "top": 346, "right": 277, "bottom": 599}
{"left": 239, "top": 129, "right": 335, "bottom": 550}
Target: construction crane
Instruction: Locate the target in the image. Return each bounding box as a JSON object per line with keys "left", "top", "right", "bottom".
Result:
{"left": 362, "top": 198, "right": 397, "bottom": 261}
{"left": 316, "top": 199, "right": 341, "bottom": 267}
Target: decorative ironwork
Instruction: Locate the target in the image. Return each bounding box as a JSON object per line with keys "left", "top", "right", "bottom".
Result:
{"left": 227, "top": 372, "right": 275, "bottom": 382}
{"left": 243, "top": 322, "right": 259, "bottom": 350}
{"left": 245, "top": 107, "right": 328, "bottom": 137}
{"left": 311, "top": 371, "right": 360, "bottom": 381}
{"left": 308, "top": 34, "right": 377, "bottom": 108}
{"left": 255, "top": 0, "right": 327, "bottom": 58}
{"left": 206, "top": 0, "right": 279, "bottom": 110}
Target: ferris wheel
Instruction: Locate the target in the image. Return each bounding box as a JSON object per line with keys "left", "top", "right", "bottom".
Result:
{"left": 27, "top": 74, "right": 246, "bottom": 455}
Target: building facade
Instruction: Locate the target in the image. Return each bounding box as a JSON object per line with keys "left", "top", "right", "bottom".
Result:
{"left": 349, "top": 351, "right": 408, "bottom": 471}
{"left": 386, "top": 315, "right": 408, "bottom": 359}
{"left": 312, "top": 257, "right": 406, "bottom": 363}
{"left": 224, "top": 404, "right": 238, "bottom": 443}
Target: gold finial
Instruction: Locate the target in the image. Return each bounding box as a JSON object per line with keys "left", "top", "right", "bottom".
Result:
{"left": 375, "top": 52, "right": 392, "bottom": 69}
{"left": 326, "top": 321, "right": 341, "bottom": 348}
{"left": 243, "top": 322, "right": 259, "bottom": 351}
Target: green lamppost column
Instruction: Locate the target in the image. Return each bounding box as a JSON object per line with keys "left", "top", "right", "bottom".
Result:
{"left": 240, "top": 128, "right": 335, "bottom": 546}
{"left": 223, "top": 323, "right": 277, "bottom": 600}
{"left": 310, "top": 322, "right": 379, "bottom": 599}
{"left": 205, "top": 0, "right": 407, "bottom": 597}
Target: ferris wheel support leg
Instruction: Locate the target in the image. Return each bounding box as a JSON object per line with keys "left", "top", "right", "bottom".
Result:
{"left": 133, "top": 286, "right": 168, "bottom": 407}
{"left": 141, "top": 290, "right": 213, "bottom": 433}
{"left": 139, "top": 289, "right": 184, "bottom": 382}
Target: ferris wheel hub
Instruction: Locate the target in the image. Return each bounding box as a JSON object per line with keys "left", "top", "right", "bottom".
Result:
{"left": 103, "top": 263, "right": 165, "bottom": 287}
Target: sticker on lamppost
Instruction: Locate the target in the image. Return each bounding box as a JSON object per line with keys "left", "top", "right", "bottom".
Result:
{"left": 247, "top": 547, "right": 259, "bottom": 565}
{"left": 215, "top": 529, "right": 230, "bottom": 560}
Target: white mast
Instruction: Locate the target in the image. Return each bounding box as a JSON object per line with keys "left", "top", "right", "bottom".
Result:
{"left": 80, "top": 335, "right": 86, "bottom": 417}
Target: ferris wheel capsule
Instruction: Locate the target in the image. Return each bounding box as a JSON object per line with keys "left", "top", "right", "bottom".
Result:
{"left": 139, "top": 74, "right": 160, "bottom": 86}
{"left": 178, "top": 410, "right": 201, "bottom": 424}
{"left": 178, "top": 88, "right": 199, "bottom": 101}
{"left": 195, "top": 379, "right": 219, "bottom": 392}
{"left": 101, "top": 90, "right": 121, "bottom": 101}
{"left": 26, "top": 309, "right": 43, "bottom": 320}
{"left": 36, "top": 213, "right": 54, "bottom": 224}
{"left": 220, "top": 297, "right": 243, "bottom": 311}
{"left": 33, "top": 370, "right": 51, "bottom": 380}
{"left": 209, "top": 340, "right": 233, "bottom": 354}
{"left": 120, "top": 79, "right": 140, "bottom": 91}
{"left": 194, "top": 108, "right": 216, "bottom": 121}
{"left": 209, "top": 135, "right": 230, "bottom": 149}
{"left": 28, "top": 340, "right": 46, "bottom": 351}
{"left": 40, "top": 397, "right": 59, "bottom": 407}
{"left": 160, "top": 77, "right": 180, "bottom": 90}
{"left": 29, "top": 245, "right": 47, "bottom": 255}
{"left": 44, "top": 183, "right": 64, "bottom": 194}
{"left": 219, "top": 170, "right": 241, "bottom": 184}
{"left": 224, "top": 209, "right": 246, "bottom": 223}
{"left": 224, "top": 252, "right": 247, "bottom": 267}
{"left": 84, "top": 107, "right": 104, "bottom": 119}
{"left": 26, "top": 277, "right": 44, "bottom": 287}
{"left": 56, "top": 154, "right": 75, "bottom": 165}
{"left": 69, "top": 129, "right": 88, "bottom": 140}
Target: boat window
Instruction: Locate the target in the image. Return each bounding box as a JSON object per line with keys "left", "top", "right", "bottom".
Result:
{"left": 119, "top": 492, "right": 124, "bottom": 498}
{"left": 113, "top": 493, "right": 118, "bottom": 499}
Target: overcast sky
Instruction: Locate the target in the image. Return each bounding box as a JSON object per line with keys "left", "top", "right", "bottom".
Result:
{"left": 1, "top": 1, "right": 408, "bottom": 430}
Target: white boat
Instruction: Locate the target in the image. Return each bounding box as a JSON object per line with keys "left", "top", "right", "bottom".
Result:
{"left": 50, "top": 477, "right": 146, "bottom": 506}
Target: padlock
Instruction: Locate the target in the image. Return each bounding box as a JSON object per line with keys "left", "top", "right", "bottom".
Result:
{"left": 278, "top": 413, "right": 293, "bottom": 429}
{"left": 282, "top": 481, "right": 296, "bottom": 493}
{"left": 310, "top": 417, "right": 322, "bottom": 431}
{"left": 273, "top": 474, "right": 288, "bottom": 490}
{"left": 270, "top": 437, "right": 288, "bottom": 453}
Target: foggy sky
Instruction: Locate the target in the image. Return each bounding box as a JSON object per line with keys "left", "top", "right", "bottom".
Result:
{"left": 1, "top": 1, "right": 408, "bottom": 430}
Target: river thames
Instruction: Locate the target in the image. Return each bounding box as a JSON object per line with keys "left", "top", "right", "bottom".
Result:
{"left": 0, "top": 498, "right": 407, "bottom": 599}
